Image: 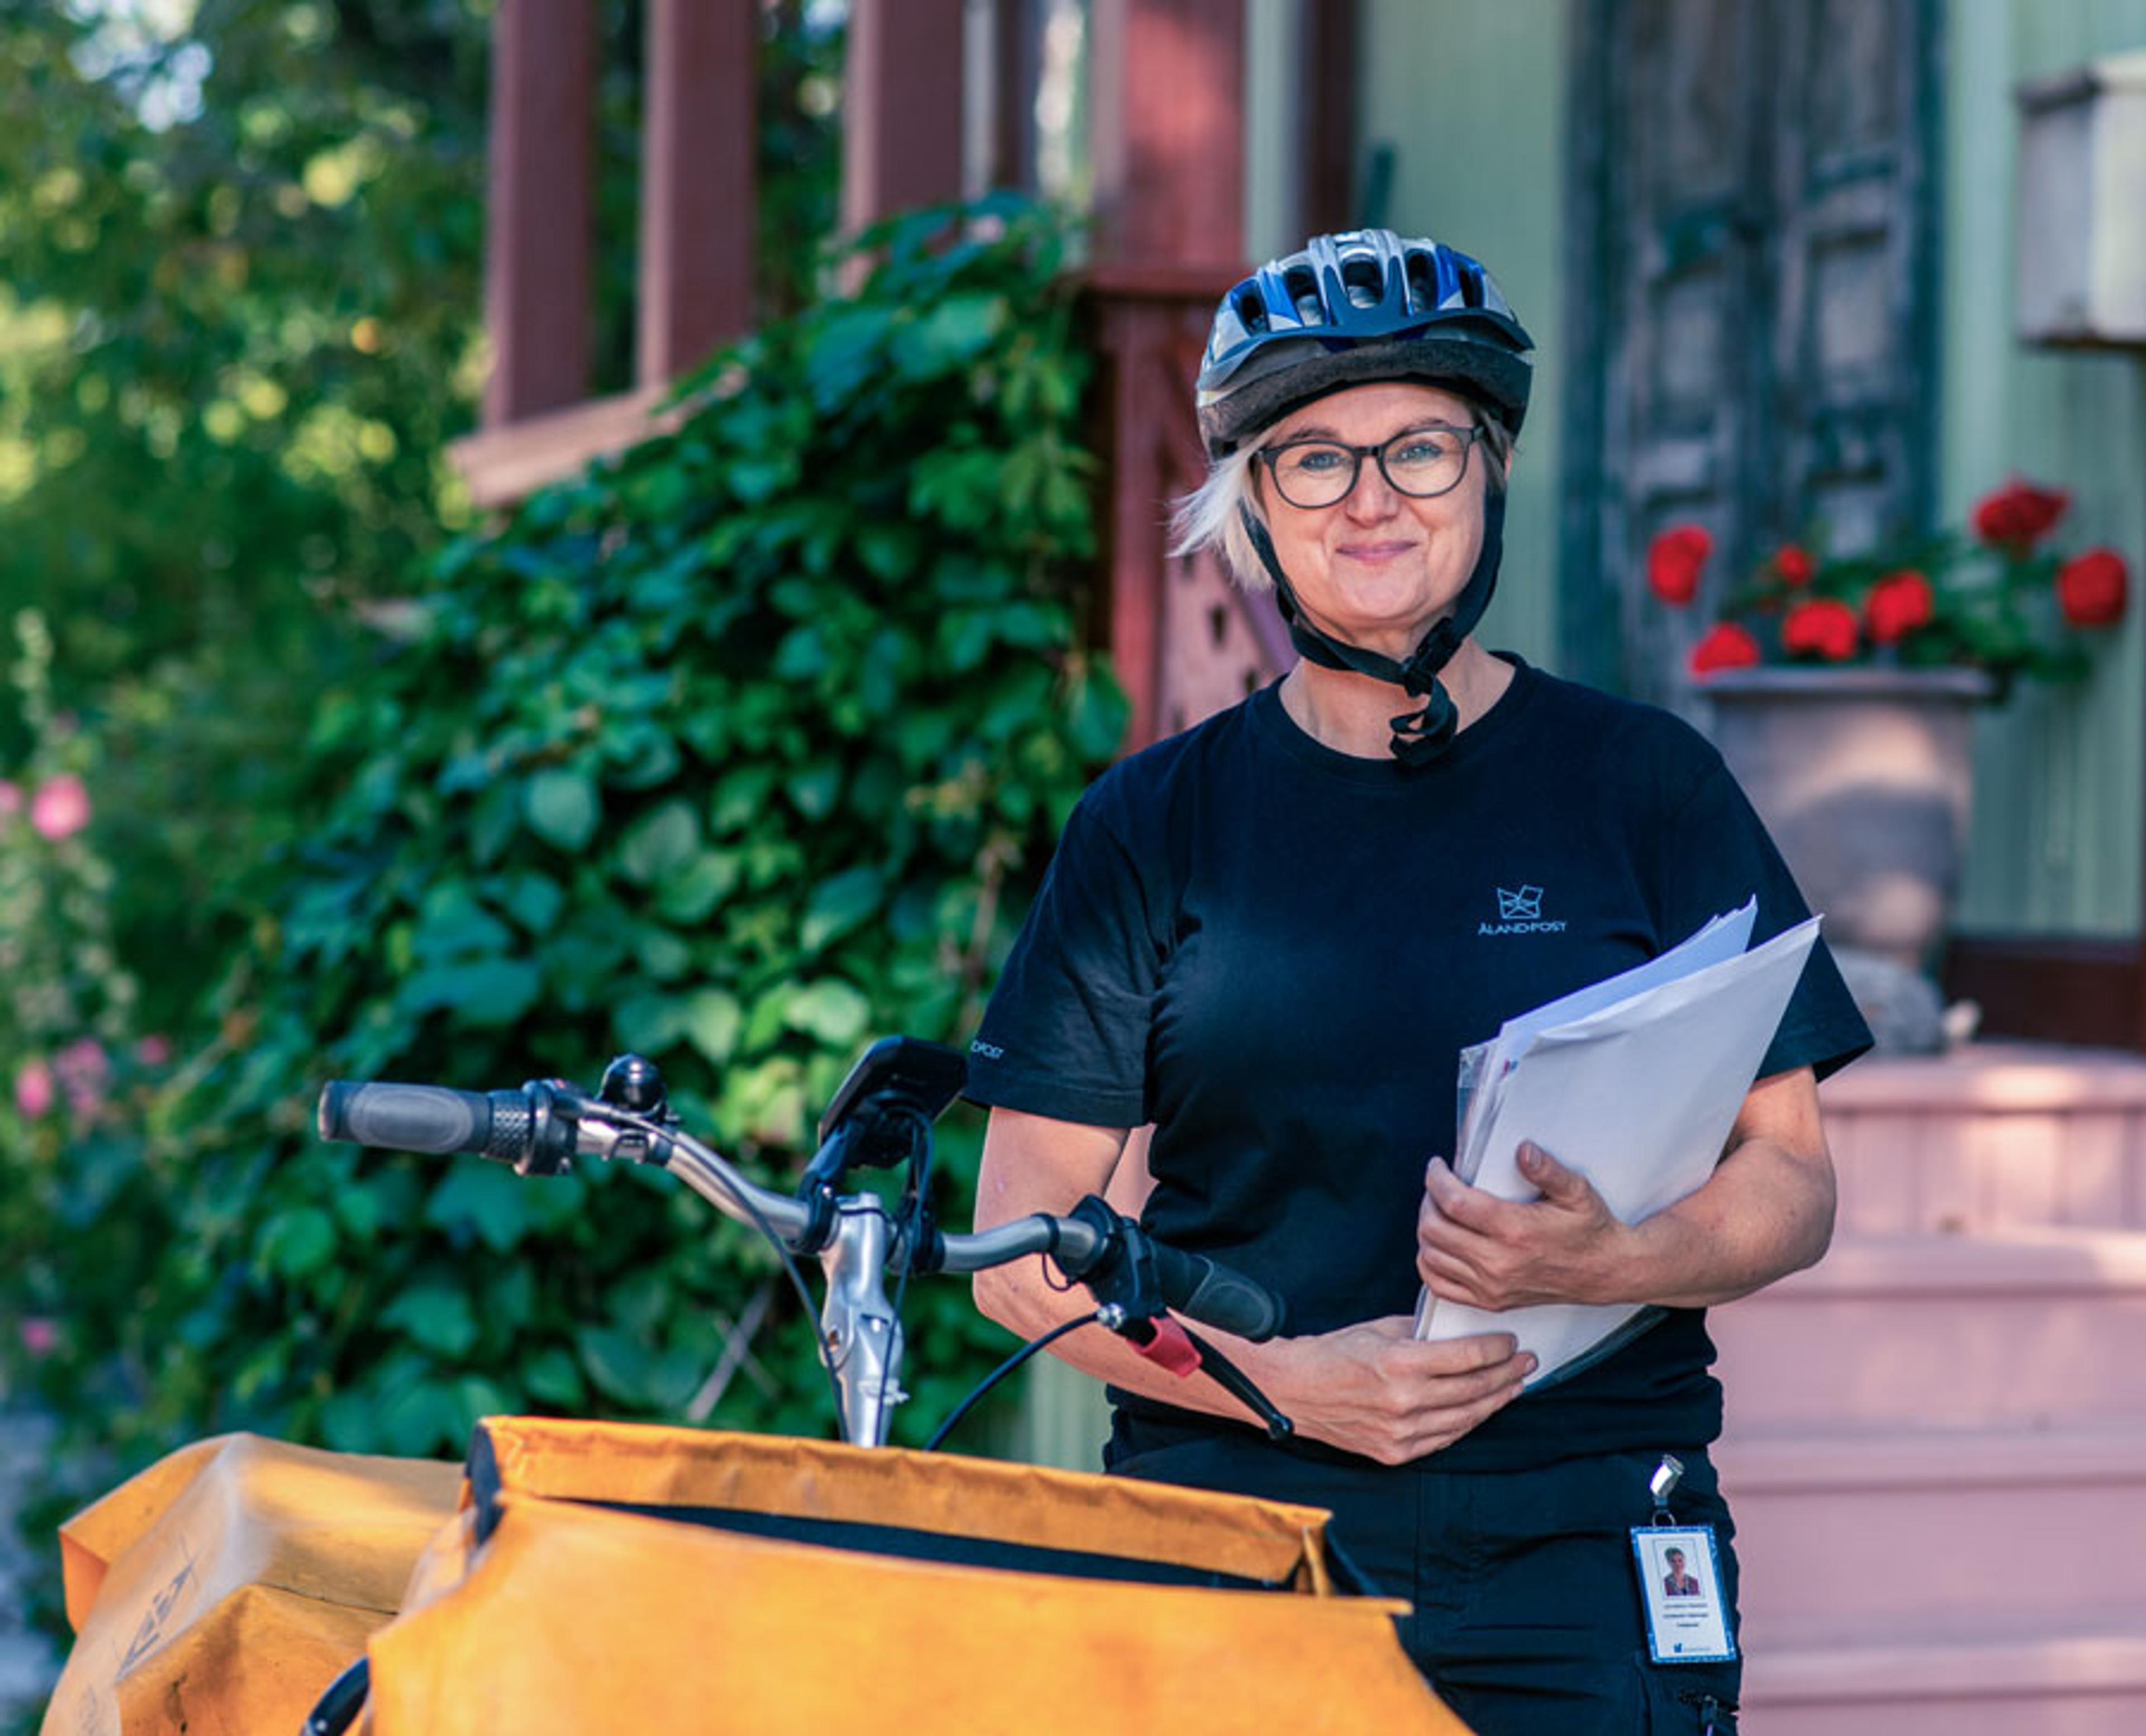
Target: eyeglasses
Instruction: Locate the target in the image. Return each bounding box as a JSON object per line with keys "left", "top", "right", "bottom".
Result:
{"left": 1256, "top": 423, "right": 1484, "bottom": 510}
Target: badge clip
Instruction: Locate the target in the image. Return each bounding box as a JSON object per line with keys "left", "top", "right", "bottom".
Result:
{"left": 1649, "top": 1453, "right": 1683, "bottom": 1523}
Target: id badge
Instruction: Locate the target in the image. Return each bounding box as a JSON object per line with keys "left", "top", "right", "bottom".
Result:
{"left": 1630, "top": 1524, "right": 1736, "bottom": 1664}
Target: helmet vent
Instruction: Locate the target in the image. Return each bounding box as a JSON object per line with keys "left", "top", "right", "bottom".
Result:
{"left": 1282, "top": 265, "right": 1322, "bottom": 324}
{"left": 1233, "top": 287, "right": 1269, "bottom": 335}
{"left": 1340, "top": 255, "right": 1383, "bottom": 308}
{"left": 1403, "top": 251, "right": 1438, "bottom": 314}
{"left": 1456, "top": 266, "right": 1484, "bottom": 310}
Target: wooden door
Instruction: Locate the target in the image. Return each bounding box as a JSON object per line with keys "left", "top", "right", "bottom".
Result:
{"left": 1561, "top": 0, "right": 1942, "bottom": 706}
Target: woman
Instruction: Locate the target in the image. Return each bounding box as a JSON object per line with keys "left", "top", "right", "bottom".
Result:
{"left": 966, "top": 229, "right": 1869, "bottom": 1733}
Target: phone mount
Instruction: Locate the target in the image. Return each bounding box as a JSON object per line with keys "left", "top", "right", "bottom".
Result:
{"left": 794, "top": 1037, "right": 967, "bottom": 1255}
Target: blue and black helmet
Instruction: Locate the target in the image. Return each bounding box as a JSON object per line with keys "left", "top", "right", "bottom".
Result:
{"left": 1195, "top": 230, "right": 1535, "bottom": 458}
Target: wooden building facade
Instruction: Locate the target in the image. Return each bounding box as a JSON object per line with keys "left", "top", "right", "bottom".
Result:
{"left": 457, "top": 0, "right": 2146, "bottom": 1053}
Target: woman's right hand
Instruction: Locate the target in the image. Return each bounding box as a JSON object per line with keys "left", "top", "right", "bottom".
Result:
{"left": 1261, "top": 1316, "right": 1535, "bottom": 1465}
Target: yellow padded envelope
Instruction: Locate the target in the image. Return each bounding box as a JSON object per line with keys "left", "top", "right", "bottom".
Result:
{"left": 43, "top": 1432, "right": 460, "bottom": 1736}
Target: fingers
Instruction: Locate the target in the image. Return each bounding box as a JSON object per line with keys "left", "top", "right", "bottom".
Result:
{"left": 1517, "top": 1141, "right": 1587, "bottom": 1200}
{"left": 1291, "top": 1324, "right": 1536, "bottom": 1463}
{"left": 1419, "top": 1328, "right": 1521, "bottom": 1373}
{"left": 1416, "top": 1179, "right": 1510, "bottom": 1300}
{"left": 1417, "top": 1246, "right": 1493, "bottom": 1305}
{"left": 1423, "top": 1156, "right": 1509, "bottom": 1229}
{"left": 1375, "top": 1348, "right": 1536, "bottom": 1463}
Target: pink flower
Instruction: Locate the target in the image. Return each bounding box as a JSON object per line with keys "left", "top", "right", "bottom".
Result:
{"left": 18, "top": 1318, "right": 56, "bottom": 1359}
{"left": 30, "top": 774, "right": 90, "bottom": 841}
{"left": 135, "top": 1033, "right": 174, "bottom": 1067}
{"left": 55, "top": 1037, "right": 111, "bottom": 1116}
{"left": 0, "top": 781, "right": 20, "bottom": 821}
{"left": 15, "top": 1060, "right": 54, "bottom": 1119}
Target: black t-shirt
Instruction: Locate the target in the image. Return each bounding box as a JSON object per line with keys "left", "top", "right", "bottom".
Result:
{"left": 965, "top": 658, "right": 1871, "bottom": 1470}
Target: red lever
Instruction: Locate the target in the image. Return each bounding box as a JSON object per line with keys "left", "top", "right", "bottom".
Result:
{"left": 1127, "top": 1315, "right": 1202, "bottom": 1378}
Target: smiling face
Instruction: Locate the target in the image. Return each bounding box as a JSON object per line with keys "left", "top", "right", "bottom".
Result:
{"left": 1252, "top": 381, "right": 1493, "bottom": 662}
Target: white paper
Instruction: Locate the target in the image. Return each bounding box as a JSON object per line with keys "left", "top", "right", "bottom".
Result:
{"left": 1417, "top": 912, "right": 1821, "bottom": 1384}
{"left": 1452, "top": 900, "right": 1758, "bottom": 1185}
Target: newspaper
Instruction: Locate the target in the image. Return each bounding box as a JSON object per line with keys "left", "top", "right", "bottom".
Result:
{"left": 1415, "top": 902, "right": 1822, "bottom": 1386}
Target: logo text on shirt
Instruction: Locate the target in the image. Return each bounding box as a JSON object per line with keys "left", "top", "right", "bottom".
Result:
{"left": 1480, "top": 885, "right": 1568, "bottom": 936}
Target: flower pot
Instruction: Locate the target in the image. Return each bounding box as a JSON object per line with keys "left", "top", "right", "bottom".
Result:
{"left": 1698, "top": 667, "right": 1996, "bottom": 971}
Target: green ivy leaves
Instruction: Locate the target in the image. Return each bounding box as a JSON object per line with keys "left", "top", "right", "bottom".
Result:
{"left": 526, "top": 769, "right": 601, "bottom": 850}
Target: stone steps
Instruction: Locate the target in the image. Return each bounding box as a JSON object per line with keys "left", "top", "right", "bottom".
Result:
{"left": 1711, "top": 1227, "right": 2146, "bottom": 1430}
{"left": 1821, "top": 1044, "right": 2146, "bottom": 1238}
{"left": 1743, "top": 1629, "right": 2146, "bottom": 1735}
{"left": 1715, "top": 1047, "right": 2146, "bottom": 1729}
{"left": 1716, "top": 1422, "right": 2146, "bottom": 1635}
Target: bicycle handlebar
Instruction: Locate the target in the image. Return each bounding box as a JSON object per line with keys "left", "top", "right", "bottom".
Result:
{"left": 316, "top": 1074, "right": 1286, "bottom": 1344}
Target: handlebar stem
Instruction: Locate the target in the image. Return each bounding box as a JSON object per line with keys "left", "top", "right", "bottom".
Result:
{"left": 819, "top": 1199, "right": 908, "bottom": 1446}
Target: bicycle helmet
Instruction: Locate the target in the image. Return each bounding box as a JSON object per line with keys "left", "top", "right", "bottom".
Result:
{"left": 1193, "top": 230, "right": 1536, "bottom": 765}
{"left": 1196, "top": 230, "right": 1533, "bottom": 459}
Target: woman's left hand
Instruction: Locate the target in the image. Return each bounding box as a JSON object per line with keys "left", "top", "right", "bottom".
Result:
{"left": 1415, "top": 1142, "right": 1631, "bottom": 1311}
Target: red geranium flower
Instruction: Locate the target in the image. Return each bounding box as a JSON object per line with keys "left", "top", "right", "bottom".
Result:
{"left": 1774, "top": 544, "right": 1814, "bottom": 587}
{"left": 1782, "top": 598, "right": 1859, "bottom": 662}
{"left": 1688, "top": 622, "right": 1763, "bottom": 677}
{"left": 2056, "top": 548, "right": 2129, "bottom": 628}
{"left": 1972, "top": 479, "right": 2070, "bottom": 550}
{"left": 1865, "top": 569, "right": 1936, "bottom": 644}
{"left": 1646, "top": 524, "right": 1712, "bottom": 606}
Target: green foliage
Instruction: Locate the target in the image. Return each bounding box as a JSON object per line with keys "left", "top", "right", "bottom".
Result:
{"left": 0, "top": 613, "right": 172, "bottom": 1345}
{"left": 11, "top": 195, "right": 1123, "bottom": 1472}
{"left": 0, "top": 0, "right": 496, "bottom": 1035}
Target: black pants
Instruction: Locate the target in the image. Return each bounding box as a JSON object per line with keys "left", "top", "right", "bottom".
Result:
{"left": 1105, "top": 1416, "right": 1741, "bottom": 1734}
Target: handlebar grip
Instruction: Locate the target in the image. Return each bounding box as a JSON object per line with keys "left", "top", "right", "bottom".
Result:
{"left": 1147, "top": 1242, "right": 1286, "bottom": 1343}
{"left": 317, "top": 1082, "right": 534, "bottom": 1163}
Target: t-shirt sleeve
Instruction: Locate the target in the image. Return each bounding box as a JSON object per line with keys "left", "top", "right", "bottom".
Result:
{"left": 1654, "top": 755, "right": 1873, "bottom": 1082}
{"left": 962, "top": 775, "right": 1162, "bottom": 1127}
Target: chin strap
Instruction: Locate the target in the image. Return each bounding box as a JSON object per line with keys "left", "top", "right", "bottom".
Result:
{"left": 1240, "top": 491, "right": 1507, "bottom": 764}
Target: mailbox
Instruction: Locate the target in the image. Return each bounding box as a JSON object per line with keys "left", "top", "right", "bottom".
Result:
{"left": 2015, "top": 50, "right": 2146, "bottom": 348}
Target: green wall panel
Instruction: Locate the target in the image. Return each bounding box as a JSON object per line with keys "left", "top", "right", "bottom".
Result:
{"left": 1357, "top": 0, "right": 1570, "bottom": 672}
{"left": 1947, "top": 0, "right": 2146, "bottom": 936}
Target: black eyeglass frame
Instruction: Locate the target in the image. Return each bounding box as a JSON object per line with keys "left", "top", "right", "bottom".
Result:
{"left": 1254, "top": 422, "right": 1485, "bottom": 510}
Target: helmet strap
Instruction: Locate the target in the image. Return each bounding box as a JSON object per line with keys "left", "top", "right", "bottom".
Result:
{"left": 1238, "top": 490, "right": 1506, "bottom": 765}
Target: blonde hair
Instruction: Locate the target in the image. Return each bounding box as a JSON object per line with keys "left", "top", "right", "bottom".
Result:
{"left": 1169, "top": 412, "right": 1512, "bottom": 591}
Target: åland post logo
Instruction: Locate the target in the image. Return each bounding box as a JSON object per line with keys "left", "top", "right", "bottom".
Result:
{"left": 1481, "top": 884, "right": 1567, "bottom": 937}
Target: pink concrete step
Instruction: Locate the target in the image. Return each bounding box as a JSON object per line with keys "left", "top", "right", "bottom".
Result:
{"left": 1711, "top": 1229, "right": 2146, "bottom": 1431}
{"left": 1715, "top": 1425, "right": 2146, "bottom": 1637}
{"left": 1741, "top": 1628, "right": 2146, "bottom": 1735}
{"left": 1822, "top": 1045, "right": 2146, "bottom": 1236}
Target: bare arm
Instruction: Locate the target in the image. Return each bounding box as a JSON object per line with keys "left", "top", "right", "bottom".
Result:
{"left": 1415, "top": 1064, "right": 1836, "bottom": 1312}
{"left": 974, "top": 1106, "right": 1535, "bottom": 1465}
